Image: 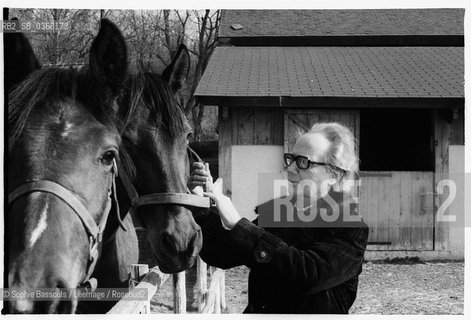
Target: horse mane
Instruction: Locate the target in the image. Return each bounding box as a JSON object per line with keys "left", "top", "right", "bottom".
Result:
{"left": 8, "top": 66, "right": 119, "bottom": 151}
{"left": 118, "top": 72, "right": 187, "bottom": 179}
{"left": 121, "top": 72, "right": 186, "bottom": 140}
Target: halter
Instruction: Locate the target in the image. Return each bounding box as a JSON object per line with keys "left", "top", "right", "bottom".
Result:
{"left": 8, "top": 160, "right": 119, "bottom": 289}
{"left": 116, "top": 146, "right": 211, "bottom": 227}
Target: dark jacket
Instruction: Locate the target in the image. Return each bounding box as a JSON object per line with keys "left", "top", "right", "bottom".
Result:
{"left": 195, "top": 190, "right": 369, "bottom": 314}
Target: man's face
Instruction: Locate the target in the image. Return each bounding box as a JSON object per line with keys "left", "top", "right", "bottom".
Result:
{"left": 287, "top": 132, "right": 332, "bottom": 197}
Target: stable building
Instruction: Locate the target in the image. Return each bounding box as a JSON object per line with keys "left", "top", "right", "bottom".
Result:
{"left": 195, "top": 9, "right": 465, "bottom": 259}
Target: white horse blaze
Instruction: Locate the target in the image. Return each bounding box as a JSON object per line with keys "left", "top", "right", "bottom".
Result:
{"left": 61, "top": 121, "right": 74, "bottom": 137}
{"left": 29, "top": 201, "right": 48, "bottom": 248}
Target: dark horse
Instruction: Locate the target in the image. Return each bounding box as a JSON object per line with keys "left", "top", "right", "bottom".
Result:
{"left": 5, "top": 19, "right": 203, "bottom": 314}
{"left": 81, "top": 44, "right": 204, "bottom": 313}
{"left": 5, "top": 20, "right": 128, "bottom": 313}
{"left": 118, "top": 44, "right": 202, "bottom": 273}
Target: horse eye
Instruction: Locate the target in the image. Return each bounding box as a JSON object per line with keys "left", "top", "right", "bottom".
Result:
{"left": 187, "top": 132, "right": 193, "bottom": 142}
{"left": 100, "top": 151, "right": 116, "bottom": 166}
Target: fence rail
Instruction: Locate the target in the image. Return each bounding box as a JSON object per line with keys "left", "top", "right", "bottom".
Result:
{"left": 108, "top": 257, "right": 225, "bottom": 314}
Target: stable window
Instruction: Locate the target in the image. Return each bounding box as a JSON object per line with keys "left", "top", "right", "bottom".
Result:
{"left": 359, "top": 108, "right": 434, "bottom": 171}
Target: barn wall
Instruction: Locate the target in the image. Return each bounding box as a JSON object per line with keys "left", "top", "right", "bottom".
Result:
{"left": 218, "top": 106, "right": 284, "bottom": 197}
{"left": 218, "top": 106, "right": 285, "bottom": 219}
{"left": 218, "top": 104, "right": 465, "bottom": 258}
{"left": 219, "top": 107, "right": 232, "bottom": 197}
{"left": 360, "top": 106, "right": 464, "bottom": 260}
{"left": 366, "top": 143, "right": 464, "bottom": 260}
{"left": 447, "top": 145, "right": 464, "bottom": 256}
{"left": 229, "top": 107, "right": 284, "bottom": 145}
{"left": 434, "top": 108, "right": 464, "bottom": 254}
{"left": 231, "top": 145, "right": 285, "bottom": 221}
{"left": 359, "top": 171, "right": 434, "bottom": 251}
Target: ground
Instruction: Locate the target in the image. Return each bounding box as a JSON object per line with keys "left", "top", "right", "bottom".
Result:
{"left": 151, "top": 265, "right": 249, "bottom": 313}
{"left": 151, "top": 260, "right": 464, "bottom": 314}
{"left": 351, "top": 260, "right": 464, "bottom": 315}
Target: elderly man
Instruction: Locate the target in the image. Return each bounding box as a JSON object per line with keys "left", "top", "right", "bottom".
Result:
{"left": 190, "top": 122, "right": 369, "bottom": 314}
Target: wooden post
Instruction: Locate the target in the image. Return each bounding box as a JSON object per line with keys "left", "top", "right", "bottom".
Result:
{"left": 128, "top": 264, "right": 149, "bottom": 290}
{"left": 202, "top": 267, "right": 224, "bottom": 313}
{"left": 196, "top": 256, "right": 208, "bottom": 312}
{"left": 219, "top": 105, "right": 232, "bottom": 197}
{"left": 219, "top": 269, "right": 226, "bottom": 311}
{"left": 109, "top": 266, "right": 169, "bottom": 314}
{"left": 210, "top": 267, "right": 223, "bottom": 314}
{"left": 173, "top": 271, "right": 186, "bottom": 313}
{"left": 128, "top": 264, "right": 149, "bottom": 312}
{"left": 214, "top": 277, "right": 221, "bottom": 314}
{"left": 210, "top": 266, "right": 221, "bottom": 314}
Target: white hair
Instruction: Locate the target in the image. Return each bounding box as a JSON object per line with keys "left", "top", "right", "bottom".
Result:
{"left": 308, "top": 122, "right": 359, "bottom": 182}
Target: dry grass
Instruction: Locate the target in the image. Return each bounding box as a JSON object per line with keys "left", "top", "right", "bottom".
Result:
{"left": 351, "top": 261, "right": 464, "bottom": 314}
{"left": 150, "top": 261, "right": 463, "bottom": 314}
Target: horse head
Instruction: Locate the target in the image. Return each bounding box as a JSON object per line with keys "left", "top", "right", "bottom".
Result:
{"left": 6, "top": 19, "right": 127, "bottom": 313}
{"left": 118, "top": 45, "right": 202, "bottom": 273}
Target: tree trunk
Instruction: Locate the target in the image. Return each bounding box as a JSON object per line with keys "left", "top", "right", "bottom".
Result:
{"left": 52, "top": 9, "right": 59, "bottom": 65}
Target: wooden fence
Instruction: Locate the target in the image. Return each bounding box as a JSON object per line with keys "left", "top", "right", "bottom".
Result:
{"left": 108, "top": 257, "right": 225, "bottom": 314}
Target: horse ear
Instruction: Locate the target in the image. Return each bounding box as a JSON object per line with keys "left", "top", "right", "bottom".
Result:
{"left": 4, "top": 18, "right": 40, "bottom": 92}
{"left": 89, "top": 19, "right": 128, "bottom": 96}
{"left": 163, "top": 44, "right": 190, "bottom": 93}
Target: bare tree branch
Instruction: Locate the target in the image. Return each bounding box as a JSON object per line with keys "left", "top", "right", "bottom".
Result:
{"left": 10, "top": 8, "right": 220, "bottom": 140}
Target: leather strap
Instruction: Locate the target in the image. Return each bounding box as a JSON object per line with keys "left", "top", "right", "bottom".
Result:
{"left": 9, "top": 166, "right": 117, "bottom": 289}
{"left": 137, "top": 193, "right": 210, "bottom": 208}
{"left": 187, "top": 146, "right": 203, "bottom": 163}
{"left": 9, "top": 180, "right": 99, "bottom": 239}
{"left": 117, "top": 146, "right": 211, "bottom": 212}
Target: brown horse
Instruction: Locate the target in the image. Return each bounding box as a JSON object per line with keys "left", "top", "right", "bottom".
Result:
{"left": 87, "top": 45, "right": 204, "bottom": 293}
{"left": 75, "top": 44, "right": 205, "bottom": 313}
{"left": 6, "top": 20, "right": 204, "bottom": 314}
{"left": 5, "top": 20, "right": 128, "bottom": 313}
{"left": 118, "top": 45, "right": 203, "bottom": 273}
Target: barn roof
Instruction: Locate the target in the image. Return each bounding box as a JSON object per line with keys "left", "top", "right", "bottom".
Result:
{"left": 194, "top": 46, "right": 463, "bottom": 105}
{"left": 219, "top": 9, "right": 464, "bottom": 38}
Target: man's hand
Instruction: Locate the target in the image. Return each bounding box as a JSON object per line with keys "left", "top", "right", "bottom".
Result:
{"left": 203, "top": 179, "right": 242, "bottom": 230}
{"left": 189, "top": 162, "right": 213, "bottom": 196}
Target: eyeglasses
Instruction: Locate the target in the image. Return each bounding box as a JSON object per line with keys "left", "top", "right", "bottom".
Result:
{"left": 283, "top": 153, "right": 328, "bottom": 170}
